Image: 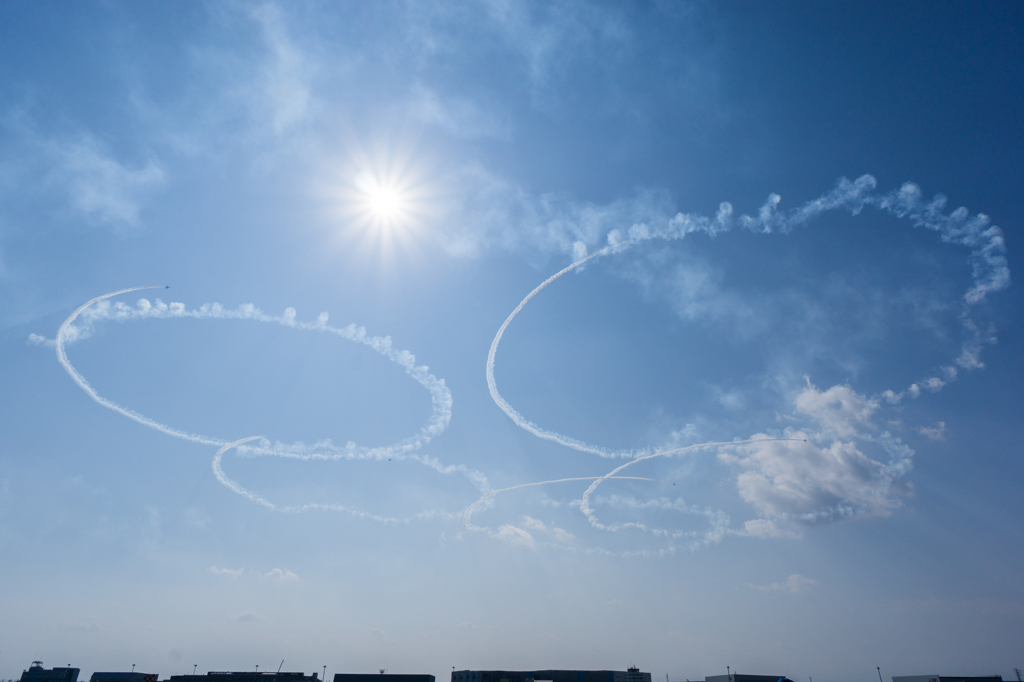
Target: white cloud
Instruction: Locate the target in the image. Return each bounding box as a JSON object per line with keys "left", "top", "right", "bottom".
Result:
{"left": 794, "top": 379, "right": 879, "bottom": 438}
{"left": 27, "top": 333, "right": 54, "bottom": 348}
{"left": 264, "top": 567, "right": 299, "bottom": 581}
{"left": 720, "top": 383, "right": 915, "bottom": 528}
{"left": 235, "top": 611, "right": 263, "bottom": 622}
{"left": 248, "top": 3, "right": 312, "bottom": 135}
{"left": 50, "top": 136, "right": 165, "bottom": 225}
{"left": 0, "top": 110, "right": 166, "bottom": 228}
{"left": 209, "top": 566, "right": 245, "bottom": 577}
{"left": 748, "top": 574, "right": 818, "bottom": 593}
{"left": 522, "top": 515, "right": 575, "bottom": 544}
{"left": 722, "top": 432, "right": 908, "bottom": 523}
{"left": 918, "top": 422, "right": 947, "bottom": 441}
{"left": 741, "top": 518, "right": 792, "bottom": 539}
{"left": 493, "top": 524, "right": 536, "bottom": 549}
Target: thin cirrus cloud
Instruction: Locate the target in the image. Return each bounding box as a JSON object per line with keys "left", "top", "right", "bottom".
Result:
{"left": 747, "top": 574, "right": 818, "bottom": 593}
{"left": 208, "top": 567, "right": 298, "bottom": 581}
{"left": 0, "top": 111, "right": 165, "bottom": 228}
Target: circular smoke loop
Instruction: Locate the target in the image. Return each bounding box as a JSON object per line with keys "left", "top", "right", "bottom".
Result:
{"left": 41, "top": 175, "right": 1009, "bottom": 554}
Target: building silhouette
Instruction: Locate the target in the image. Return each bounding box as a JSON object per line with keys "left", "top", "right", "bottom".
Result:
{"left": 167, "top": 673, "right": 320, "bottom": 682}
{"left": 705, "top": 675, "right": 792, "bottom": 682}
{"left": 19, "top": 663, "right": 79, "bottom": 682}
{"left": 453, "top": 668, "right": 651, "bottom": 682}
{"left": 334, "top": 674, "right": 434, "bottom": 682}
{"left": 893, "top": 676, "right": 1003, "bottom": 682}
{"left": 91, "top": 672, "right": 157, "bottom": 682}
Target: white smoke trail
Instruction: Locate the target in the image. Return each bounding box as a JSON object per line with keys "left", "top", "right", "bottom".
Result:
{"left": 55, "top": 286, "right": 226, "bottom": 447}
{"left": 488, "top": 176, "right": 1009, "bottom": 459}
{"left": 213, "top": 437, "right": 460, "bottom": 522}
{"left": 463, "top": 438, "right": 803, "bottom": 545}
{"left": 47, "top": 288, "right": 488, "bottom": 514}
{"left": 479, "top": 176, "right": 1008, "bottom": 545}
{"left": 462, "top": 474, "right": 663, "bottom": 530}
{"left": 486, "top": 242, "right": 638, "bottom": 459}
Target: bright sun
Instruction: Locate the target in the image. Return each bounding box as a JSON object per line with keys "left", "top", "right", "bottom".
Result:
{"left": 368, "top": 185, "right": 402, "bottom": 220}
{"left": 353, "top": 172, "right": 410, "bottom": 230}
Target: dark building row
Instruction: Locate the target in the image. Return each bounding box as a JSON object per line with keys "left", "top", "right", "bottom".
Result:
{"left": 452, "top": 668, "right": 650, "bottom": 682}
{"left": 15, "top": 662, "right": 1013, "bottom": 682}
{"left": 17, "top": 665, "right": 433, "bottom": 682}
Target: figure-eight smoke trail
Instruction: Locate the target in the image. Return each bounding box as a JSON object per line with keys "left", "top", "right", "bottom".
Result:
{"left": 50, "top": 288, "right": 484, "bottom": 519}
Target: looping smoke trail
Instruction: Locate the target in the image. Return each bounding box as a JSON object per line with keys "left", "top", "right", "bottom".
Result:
{"left": 462, "top": 475, "right": 663, "bottom": 530}
{"left": 56, "top": 286, "right": 226, "bottom": 447}
{"left": 481, "top": 176, "right": 1008, "bottom": 546}
{"left": 486, "top": 242, "right": 638, "bottom": 459}
{"left": 214, "top": 438, "right": 460, "bottom": 522}
{"left": 487, "top": 176, "right": 1009, "bottom": 457}
{"left": 50, "top": 288, "right": 488, "bottom": 516}
{"left": 463, "top": 438, "right": 805, "bottom": 541}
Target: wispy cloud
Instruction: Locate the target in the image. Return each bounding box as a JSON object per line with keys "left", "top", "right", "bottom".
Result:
{"left": 408, "top": 84, "right": 510, "bottom": 140}
{"left": 209, "top": 566, "right": 245, "bottom": 577}
{"left": 0, "top": 110, "right": 166, "bottom": 228}
{"left": 918, "top": 422, "right": 947, "bottom": 441}
{"left": 248, "top": 3, "right": 312, "bottom": 135}
{"left": 264, "top": 568, "right": 299, "bottom": 581}
{"left": 747, "top": 574, "right": 818, "bottom": 593}
{"left": 493, "top": 523, "right": 536, "bottom": 549}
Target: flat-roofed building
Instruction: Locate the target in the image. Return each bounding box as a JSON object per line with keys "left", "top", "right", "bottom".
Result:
{"left": 453, "top": 668, "right": 651, "bottom": 682}
{"left": 91, "top": 672, "right": 157, "bottom": 682}
{"left": 706, "top": 675, "right": 792, "bottom": 682}
{"left": 20, "top": 662, "right": 80, "bottom": 682}
{"left": 893, "top": 675, "right": 1003, "bottom": 682}
{"left": 334, "top": 674, "right": 434, "bottom": 682}
{"left": 168, "top": 672, "right": 320, "bottom": 682}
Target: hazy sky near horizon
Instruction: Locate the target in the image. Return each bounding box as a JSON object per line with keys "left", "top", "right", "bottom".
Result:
{"left": 1, "top": 2, "right": 1022, "bottom": 681}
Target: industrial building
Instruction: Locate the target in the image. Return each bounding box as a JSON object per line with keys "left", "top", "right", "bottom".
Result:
{"left": 91, "top": 672, "right": 158, "bottom": 682}
{"left": 19, "top": 663, "right": 80, "bottom": 682}
{"left": 705, "top": 675, "right": 792, "bottom": 682}
{"left": 892, "top": 671, "right": 1003, "bottom": 675}
{"left": 334, "top": 675, "right": 434, "bottom": 682}
{"left": 452, "top": 668, "right": 651, "bottom": 682}
{"left": 167, "top": 673, "right": 321, "bottom": 682}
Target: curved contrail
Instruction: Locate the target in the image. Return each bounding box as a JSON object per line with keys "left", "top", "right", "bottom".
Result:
{"left": 52, "top": 288, "right": 485, "bottom": 516}
{"left": 486, "top": 242, "right": 638, "bottom": 459}
{"left": 213, "top": 437, "right": 459, "bottom": 522}
{"left": 56, "top": 286, "right": 226, "bottom": 447}
{"left": 486, "top": 176, "right": 1010, "bottom": 458}
{"left": 463, "top": 438, "right": 805, "bottom": 539}
{"left": 462, "top": 474, "right": 662, "bottom": 529}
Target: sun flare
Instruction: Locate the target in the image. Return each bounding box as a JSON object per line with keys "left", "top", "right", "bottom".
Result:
{"left": 367, "top": 185, "right": 403, "bottom": 220}
{"left": 354, "top": 172, "right": 410, "bottom": 229}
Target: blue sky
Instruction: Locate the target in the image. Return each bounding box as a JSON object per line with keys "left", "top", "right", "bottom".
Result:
{"left": 1, "top": 2, "right": 1022, "bottom": 681}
